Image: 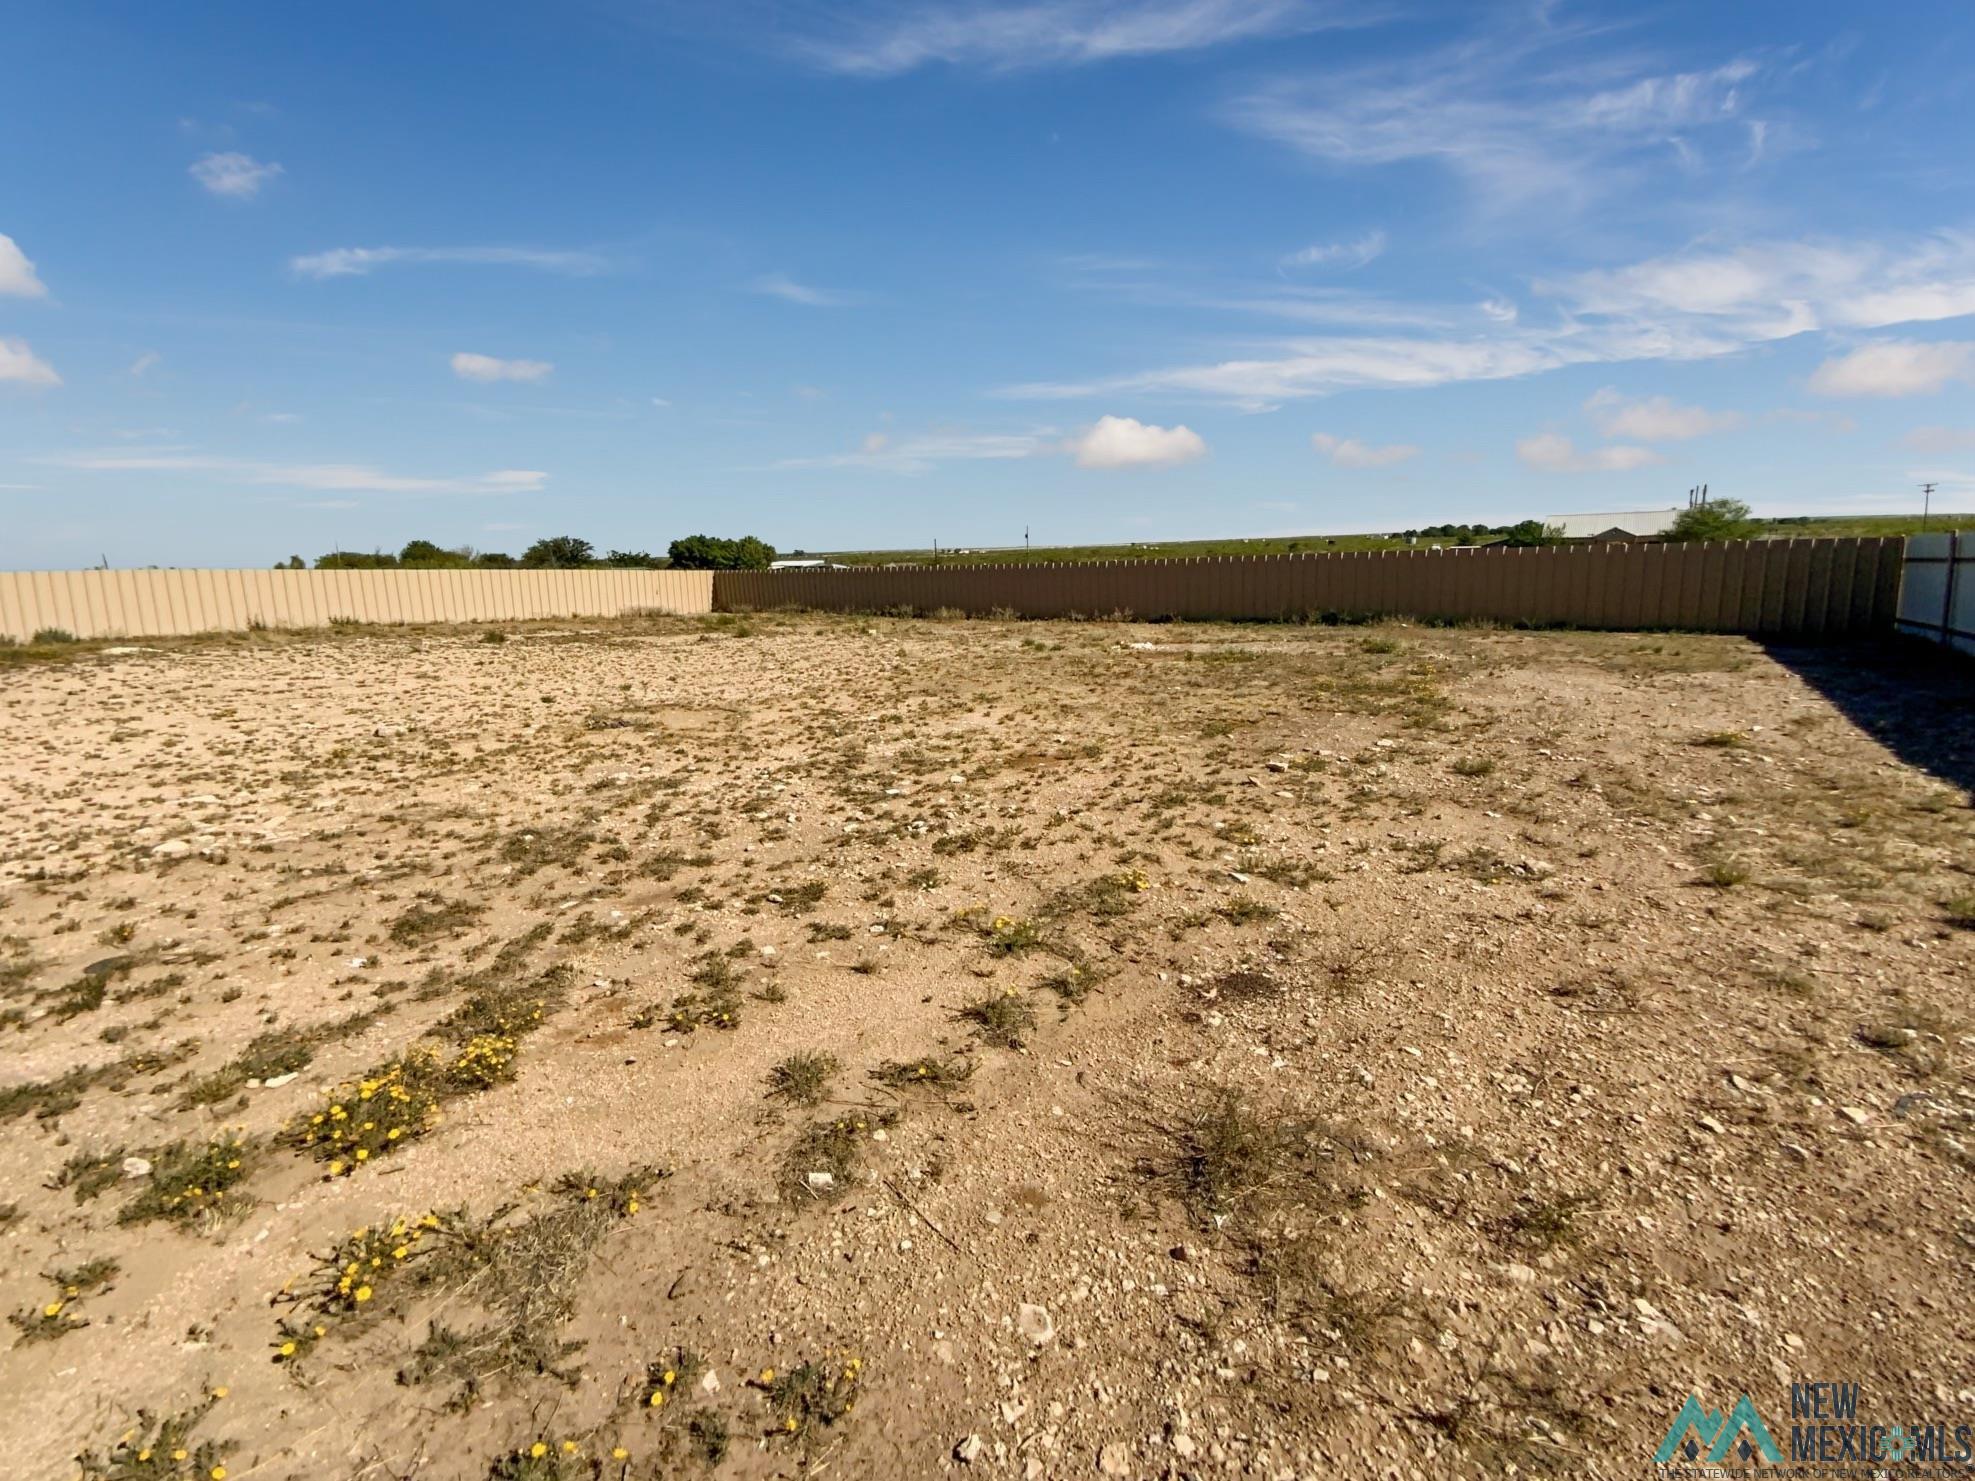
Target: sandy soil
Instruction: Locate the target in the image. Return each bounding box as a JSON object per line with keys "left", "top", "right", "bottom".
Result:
{"left": 1, "top": 612, "right": 1971, "bottom": 1481}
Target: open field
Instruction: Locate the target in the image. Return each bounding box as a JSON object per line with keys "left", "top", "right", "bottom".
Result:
{"left": 2, "top": 611, "right": 1972, "bottom": 1480}
{"left": 815, "top": 513, "right": 1975, "bottom": 567}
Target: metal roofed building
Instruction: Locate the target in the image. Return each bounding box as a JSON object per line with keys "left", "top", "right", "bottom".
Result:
{"left": 1542, "top": 509, "right": 1683, "bottom": 541}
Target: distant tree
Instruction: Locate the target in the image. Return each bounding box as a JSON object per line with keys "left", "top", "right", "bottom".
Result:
{"left": 1497, "top": 519, "right": 1560, "bottom": 547}
{"left": 473, "top": 551, "right": 517, "bottom": 568}
{"left": 667, "top": 534, "right": 777, "bottom": 569}
{"left": 284, "top": 555, "right": 305, "bottom": 570}
{"left": 599, "top": 549, "right": 666, "bottom": 568}
{"left": 398, "top": 539, "right": 469, "bottom": 568}
{"left": 520, "top": 536, "right": 595, "bottom": 568}
{"left": 315, "top": 551, "right": 399, "bottom": 569}
{"left": 1665, "top": 498, "right": 1758, "bottom": 542}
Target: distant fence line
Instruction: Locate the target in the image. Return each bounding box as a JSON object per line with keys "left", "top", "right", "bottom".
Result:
{"left": 716, "top": 537, "right": 1908, "bottom": 638}
{"left": 1896, "top": 532, "right": 1973, "bottom": 657}
{"left": 0, "top": 567, "right": 712, "bottom": 642}
{"left": 0, "top": 538, "right": 1937, "bottom": 644}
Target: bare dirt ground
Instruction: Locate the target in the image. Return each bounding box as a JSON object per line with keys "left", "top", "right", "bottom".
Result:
{"left": 1, "top": 612, "right": 1971, "bottom": 1481}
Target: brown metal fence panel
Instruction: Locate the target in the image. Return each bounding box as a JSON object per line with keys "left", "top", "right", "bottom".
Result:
{"left": 708, "top": 538, "right": 1906, "bottom": 638}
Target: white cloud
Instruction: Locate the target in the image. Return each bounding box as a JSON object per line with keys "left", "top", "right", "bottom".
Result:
{"left": 1311, "top": 432, "right": 1418, "bottom": 468}
{"left": 0, "top": 234, "right": 48, "bottom": 298}
{"left": 1281, "top": 230, "right": 1385, "bottom": 270}
{"left": 1516, "top": 433, "right": 1661, "bottom": 473}
{"left": 291, "top": 245, "right": 605, "bottom": 279}
{"left": 128, "top": 351, "right": 161, "bottom": 377}
{"left": 1808, "top": 340, "right": 1975, "bottom": 398}
{"left": 1070, "top": 415, "right": 1206, "bottom": 469}
{"left": 796, "top": 0, "right": 1362, "bottom": 75}
{"left": 749, "top": 273, "right": 860, "bottom": 308}
{"left": 51, "top": 450, "right": 543, "bottom": 494}
{"left": 451, "top": 352, "right": 554, "bottom": 383}
{"left": 1585, "top": 389, "right": 1743, "bottom": 441}
{"left": 0, "top": 337, "right": 60, "bottom": 387}
{"left": 190, "top": 151, "right": 283, "bottom": 198}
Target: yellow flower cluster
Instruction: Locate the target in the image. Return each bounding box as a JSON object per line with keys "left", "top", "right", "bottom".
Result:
{"left": 283, "top": 1212, "right": 444, "bottom": 1328}
{"left": 286, "top": 1059, "right": 439, "bottom": 1173}
{"left": 443, "top": 1031, "right": 519, "bottom": 1090}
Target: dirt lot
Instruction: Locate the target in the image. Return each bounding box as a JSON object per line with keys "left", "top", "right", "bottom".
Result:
{"left": 1, "top": 612, "right": 1971, "bottom": 1481}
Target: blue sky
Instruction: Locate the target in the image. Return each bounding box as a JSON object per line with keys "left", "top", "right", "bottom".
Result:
{"left": 4, "top": 0, "right": 1974, "bottom": 567}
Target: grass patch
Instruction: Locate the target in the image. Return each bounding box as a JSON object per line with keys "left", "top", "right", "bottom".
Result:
{"left": 781, "top": 1111, "right": 899, "bottom": 1203}
{"left": 388, "top": 895, "right": 485, "bottom": 947}
{"left": 179, "top": 1009, "right": 380, "bottom": 1109}
{"left": 766, "top": 1051, "right": 840, "bottom": 1105}
{"left": 119, "top": 1133, "right": 257, "bottom": 1225}
{"left": 957, "top": 990, "right": 1036, "bottom": 1047}
{"left": 871, "top": 1055, "right": 975, "bottom": 1090}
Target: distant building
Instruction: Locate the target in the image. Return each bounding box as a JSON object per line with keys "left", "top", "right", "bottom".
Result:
{"left": 769, "top": 558, "right": 837, "bottom": 570}
{"left": 1542, "top": 509, "right": 1682, "bottom": 541}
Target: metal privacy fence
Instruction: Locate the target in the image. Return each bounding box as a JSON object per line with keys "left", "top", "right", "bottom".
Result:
{"left": 1896, "top": 532, "right": 1974, "bottom": 657}
{"left": 716, "top": 537, "right": 1908, "bottom": 637}
{"left": 0, "top": 566, "right": 712, "bottom": 643}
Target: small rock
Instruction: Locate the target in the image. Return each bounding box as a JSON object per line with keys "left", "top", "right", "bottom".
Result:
{"left": 1098, "top": 1442, "right": 1133, "bottom": 1476}
{"left": 121, "top": 1157, "right": 153, "bottom": 1180}
{"left": 1696, "top": 1116, "right": 1727, "bottom": 1136}
{"left": 1017, "top": 1303, "right": 1055, "bottom": 1346}
{"left": 806, "top": 1171, "right": 836, "bottom": 1192}
{"left": 151, "top": 839, "right": 191, "bottom": 858}
{"left": 955, "top": 1435, "right": 984, "bottom": 1464}
{"left": 699, "top": 1369, "right": 721, "bottom": 1394}
{"left": 262, "top": 1072, "right": 299, "bottom": 1089}
{"left": 1839, "top": 1106, "right": 1870, "bottom": 1125}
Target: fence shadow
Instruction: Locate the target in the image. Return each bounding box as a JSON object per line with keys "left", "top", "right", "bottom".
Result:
{"left": 1761, "top": 637, "right": 1975, "bottom": 798}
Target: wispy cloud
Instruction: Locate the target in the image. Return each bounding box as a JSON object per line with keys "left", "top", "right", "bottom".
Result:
{"left": 1281, "top": 230, "right": 1386, "bottom": 271}
{"left": 50, "top": 449, "right": 543, "bottom": 495}
{"left": 0, "top": 234, "right": 48, "bottom": 298}
{"left": 748, "top": 272, "right": 862, "bottom": 308}
{"left": 1902, "top": 424, "right": 1975, "bottom": 454}
{"left": 793, "top": 0, "right": 1368, "bottom": 76}
{"left": 1808, "top": 340, "right": 1975, "bottom": 398}
{"left": 450, "top": 351, "right": 554, "bottom": 383}
{"left": 0, "top": 338, "right": 60, "bottom": 387}
{"left": 190, "top": 151, "right": 284, "bottom": 199}
{"left": 1004, "top": 231, "right": 1975, "bottom": 407}
{"left": 1225, "top": 31, "right": 1764, "bottom": 215}
{"left": 1516, "top": 433, "right": 1661, "bottom": 473}
{"left": 290, "top": 246, "right": 606, "bottom": 279}
{"left": 128, "top": 351, "right": 162, "bottom": 378}
{"left": 1584, "top": 388, "right": 1742, "bottom": 441}
{"left": 768, "top": 429, "right": 1051, "bottom": 475}
{"left": 1310, "top": 431, "right": 1417, "bottom": 467}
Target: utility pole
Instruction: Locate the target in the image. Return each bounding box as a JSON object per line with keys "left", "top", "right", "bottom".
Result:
{"left": 1024, "top": 525, "right": 1030, "bottom": 551}
{"left": 1920, "top": 482, "right": 1936, "bottom": 533}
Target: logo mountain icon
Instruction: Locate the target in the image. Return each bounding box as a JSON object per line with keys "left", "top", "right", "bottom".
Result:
{"left": 1654, "top": 1393, "right": 1784, "bottom": 1464}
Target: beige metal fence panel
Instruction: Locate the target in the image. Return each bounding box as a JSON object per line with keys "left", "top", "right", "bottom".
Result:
{"left": 0, "top": 568, "right": 714, "bottom": 641}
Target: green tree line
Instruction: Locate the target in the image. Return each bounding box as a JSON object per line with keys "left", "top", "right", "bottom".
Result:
{"left": 287, "top": 534, "right": 777, "bottom": 571}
